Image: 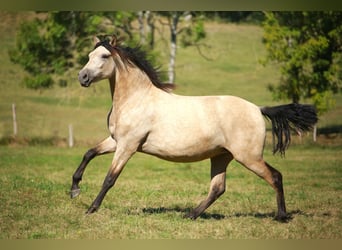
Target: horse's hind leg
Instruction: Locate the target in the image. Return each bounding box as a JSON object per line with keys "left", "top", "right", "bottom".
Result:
{"left": 186, "top": 153, "right": 233, "bottom": 220}
{"left": 238, "top": 158, "right": 287, "bottom": 221}
{"left": 70, "top": 136, "right": 116, "bottom": 198}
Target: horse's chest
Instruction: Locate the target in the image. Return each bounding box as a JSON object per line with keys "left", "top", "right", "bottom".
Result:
{"left": 107, "top": 107, "right": 150, "bottom": 139}
{"left": 107, "top": 107, "right": 116, "bottom": 136}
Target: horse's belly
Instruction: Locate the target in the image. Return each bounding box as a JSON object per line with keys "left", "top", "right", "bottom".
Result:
{"left": 142, "top": 146, "right": 227, "bottom": 162}
{"left": 140, "top": 134, "right": 226, "bottom": 162}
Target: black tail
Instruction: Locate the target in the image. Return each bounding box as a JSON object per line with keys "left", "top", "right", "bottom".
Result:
{"left": 261, "top": 103, "right": 318, "bottom": 155}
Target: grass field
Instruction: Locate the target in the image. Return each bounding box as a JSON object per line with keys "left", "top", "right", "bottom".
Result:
{"left": 0, "top": 12, "right": 341, "bottom": 239}
{"left": 0, "top": 144, "right": 341, "bottom": 239}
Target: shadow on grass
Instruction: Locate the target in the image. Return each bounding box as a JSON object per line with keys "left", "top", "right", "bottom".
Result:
{"left": 142, "top": 206, "right": 226, "bottom": 220}
{"left": 142, "top": 207, "right": 309, "bottom": 222}
{"left": 227, "top": 209, "right": 311, "bottom": 222}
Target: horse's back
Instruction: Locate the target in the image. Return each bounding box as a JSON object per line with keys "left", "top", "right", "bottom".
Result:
{"left": 169, "top": 94, "right": 264, "bottom": 131}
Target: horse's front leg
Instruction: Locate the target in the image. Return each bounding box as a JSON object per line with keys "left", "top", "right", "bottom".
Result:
{"left": 70, "top": 136, "right": 117, "bottom": 198}
{"left": 86, "top": 143, "right": 137, "bottom": 214}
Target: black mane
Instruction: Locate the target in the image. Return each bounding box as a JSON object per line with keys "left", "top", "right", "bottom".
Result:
{"left": 95, "top": 39, "right": 173, "bottom": 92}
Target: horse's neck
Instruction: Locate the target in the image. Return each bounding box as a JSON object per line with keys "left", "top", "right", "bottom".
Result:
{"left": 112, "top": 67, "right": 154, "bottom": 107}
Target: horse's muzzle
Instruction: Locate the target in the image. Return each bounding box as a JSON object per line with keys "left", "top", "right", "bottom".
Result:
{"left": 78, "top": 70, "right": 92, "bottom": 87}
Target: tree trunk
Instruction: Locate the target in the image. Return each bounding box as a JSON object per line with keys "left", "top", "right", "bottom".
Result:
{"left": 145, "top": 11, "right": 155, "bottom": 49}
{"left": 138, "top": 11, "right": 146, "bottom": 45}
{"left": 168, "top": 12, "right": 179, "bottom": 84}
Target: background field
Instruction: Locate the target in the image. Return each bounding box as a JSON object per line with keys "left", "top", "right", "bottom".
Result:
{"left": 0, "top": 12, "right": 341, "bottom": 239}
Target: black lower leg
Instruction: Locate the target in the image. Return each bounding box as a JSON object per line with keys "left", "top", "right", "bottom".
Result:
{"left": 71, "top": 148, "right": 98, "bottom": 198}
{"left": 87, "top": 173, "right": 116, "bottom": 214}
{"left": 266, "top": 163, "right": 287, "bottom": 221}
{"left": 186, "top": 186, "right": 224, "bottom": 220}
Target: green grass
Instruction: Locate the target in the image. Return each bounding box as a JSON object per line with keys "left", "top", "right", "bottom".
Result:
{"left": 0, "top": 145, "right": 341, "bottom": 239}
{"left": 173, "top": 23, "right": 280, "bottom": 104}
{"left": 0, "top": 12, "right": 341, "bottom": 239}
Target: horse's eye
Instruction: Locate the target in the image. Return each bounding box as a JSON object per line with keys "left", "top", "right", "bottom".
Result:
{"left": 102, "top": 54, "right": 111, "bottom": 59}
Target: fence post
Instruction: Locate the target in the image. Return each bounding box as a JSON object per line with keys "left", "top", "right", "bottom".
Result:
{"left": 313, "top": 124, "right": 317, "bottom": 142}
{"left": 68, "top": 124, "right": 74, "bottom": 148}
{"left": 12, "top": 103, "right": 17, "bottom": 137}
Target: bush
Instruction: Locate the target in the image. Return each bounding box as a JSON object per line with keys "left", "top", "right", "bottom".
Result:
{"left": 24, "top": 74, "right": 54, "bottom": 90}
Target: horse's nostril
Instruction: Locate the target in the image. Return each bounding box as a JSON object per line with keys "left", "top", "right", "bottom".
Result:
{"left": 78, "top": 70, "right": 91, "bottom": 87}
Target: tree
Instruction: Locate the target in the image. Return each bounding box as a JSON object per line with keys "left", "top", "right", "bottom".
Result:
{"left": 166, "top": 12, "right": 181, "bottom": 84}
{"left": 157, "top": 12, "right": 206, "bottom": 83}
{"left": 262, "top": 11, "right": 342, "bottom": 114}
{"left": 9, "top": 14, "right": 70, "bottom": 90}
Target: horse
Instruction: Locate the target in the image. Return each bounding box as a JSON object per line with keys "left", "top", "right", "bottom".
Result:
{"left": 70, "top": 35, "right": 317, "bottom": 221}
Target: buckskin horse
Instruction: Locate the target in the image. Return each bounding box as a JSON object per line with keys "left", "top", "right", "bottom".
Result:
{"left": 70, "top": 36, "right": 317, "bottom": 221}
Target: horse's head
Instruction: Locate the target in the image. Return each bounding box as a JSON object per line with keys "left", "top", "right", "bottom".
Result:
{"left": 78, "top": 36, "right": 117, "bottom": 87}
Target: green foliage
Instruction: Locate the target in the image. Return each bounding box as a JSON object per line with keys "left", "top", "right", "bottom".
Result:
{"left": 23, "top": 74, "right": 54, "bottom": 90}
{"left": 9, "top": 12, "right": 73, "bottom": 90}
{"left": 180, "top": 17, "right": 206, "bottom": 47}
{"left": 262, "top": 11, "right": 342, "bottom": 113}
{"left": 9, "top": 20, "right": 44, "bottom": 74}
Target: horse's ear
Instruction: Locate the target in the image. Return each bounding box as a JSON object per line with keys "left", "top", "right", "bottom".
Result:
{"left": 93, "top": 36, "right": 100, "bottom": 46}
{"left": 110, "top": 35, "right": 117, "bottom": 47}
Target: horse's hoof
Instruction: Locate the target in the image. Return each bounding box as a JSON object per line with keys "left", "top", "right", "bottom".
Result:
{"left": 70, "top": 188, "right": 80, "bottom": 199}
{"left": 275, "top": 214, "right": 291, "bottom": 223}
{"left": 183, "top": 212, "right": 198, "bottom": 220}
